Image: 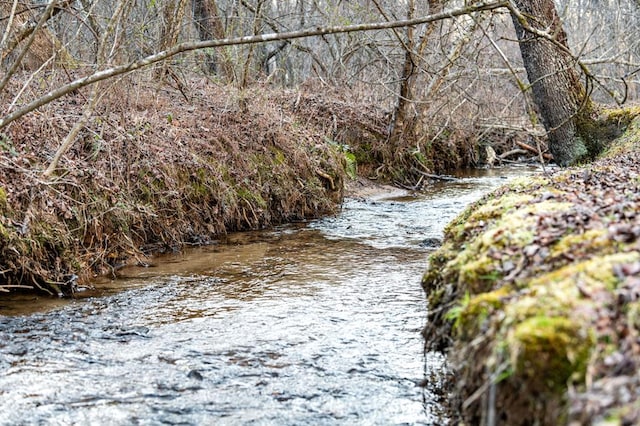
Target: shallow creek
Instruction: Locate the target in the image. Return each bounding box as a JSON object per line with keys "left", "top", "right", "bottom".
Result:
{"left": 0, "top": 166, "right": 537, "bottom": 425}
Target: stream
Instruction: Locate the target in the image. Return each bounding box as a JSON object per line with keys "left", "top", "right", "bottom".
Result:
{"left": 0, "top": 166, "right": 537, "bottom": 425}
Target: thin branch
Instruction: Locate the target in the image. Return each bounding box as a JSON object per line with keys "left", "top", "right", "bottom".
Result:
{"left": 0, "top": 0, "right": 19, "bottom": 53}
{"left": 0, "top": 0, "right": 60, "bottom": 92}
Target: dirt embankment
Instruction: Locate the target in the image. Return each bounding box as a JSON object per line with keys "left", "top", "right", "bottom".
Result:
{"left": 423, "top": 114, "right": 640, "bottom": 424}
{"left": 0, "top": 79, "right": 388, "bottom": 295}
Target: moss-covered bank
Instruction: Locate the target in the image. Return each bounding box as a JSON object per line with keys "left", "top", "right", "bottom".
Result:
{"left": 423, "top": 114, "right": 640, "bottom": 424}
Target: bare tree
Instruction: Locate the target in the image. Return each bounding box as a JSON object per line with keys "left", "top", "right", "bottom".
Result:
{"left": 192, "top": 0, "right": 234, "bottom": 80}
{"left": 2, "top": 0, "right": 637, "bottom": 174}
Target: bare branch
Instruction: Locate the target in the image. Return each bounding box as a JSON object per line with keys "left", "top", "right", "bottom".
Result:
{"left": 0, "top": 0, "right": 508, "bottom": 129}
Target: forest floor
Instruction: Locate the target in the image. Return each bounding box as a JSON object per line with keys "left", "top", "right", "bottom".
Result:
{"left": 423, "top": 113, "right": 640, "bottom": 425}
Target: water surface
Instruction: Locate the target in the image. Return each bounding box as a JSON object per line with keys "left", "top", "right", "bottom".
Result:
{"left": 0, "top": 166, "right": 538, "bottom": 425}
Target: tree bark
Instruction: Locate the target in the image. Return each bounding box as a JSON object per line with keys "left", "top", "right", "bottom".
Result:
{"left": 191, "top": 0, "right": 234, "bottom": 80}
{"left": 509, "top": 0, "right": 594, "bottom": 166}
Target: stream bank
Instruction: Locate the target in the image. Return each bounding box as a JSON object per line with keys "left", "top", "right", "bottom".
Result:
{"left": 423, "top": 116, "right": 640, "bottom": 424}
{"left": 0, "top": 77, "right": 512, "bottom": 297}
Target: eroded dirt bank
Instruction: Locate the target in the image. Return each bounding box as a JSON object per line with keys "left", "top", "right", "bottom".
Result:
{"left": 423, "top": 116, "right": 640, "bottom": 424}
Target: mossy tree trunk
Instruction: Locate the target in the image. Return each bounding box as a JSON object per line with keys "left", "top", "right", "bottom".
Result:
{"left": 509, "top": 0, "right": 596, "bottom": 166}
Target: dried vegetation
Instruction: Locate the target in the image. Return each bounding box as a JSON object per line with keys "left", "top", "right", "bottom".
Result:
{"left": 0, "top": 67, "right": 522, "bottom": 296}
{"left": 0, "top": 76, "right": 360, "bottom": 295}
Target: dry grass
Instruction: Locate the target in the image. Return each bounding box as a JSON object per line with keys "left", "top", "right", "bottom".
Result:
{"left": 0, "top": 75, "right": 349, "bottom": 295}
{"left": 0, "top": 70, "right": 536, "bottom": 295}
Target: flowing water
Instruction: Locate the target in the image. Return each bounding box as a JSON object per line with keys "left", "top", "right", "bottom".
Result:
{"left": 0, "top": 166, "right": 538, "bottom": 425}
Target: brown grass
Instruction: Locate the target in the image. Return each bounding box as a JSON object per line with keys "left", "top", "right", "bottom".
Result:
{"left": 0, "top": 75, "right": 349, "bottom": 295}
{"left": 0, "top": 71, "right": 534, "bottom": 296}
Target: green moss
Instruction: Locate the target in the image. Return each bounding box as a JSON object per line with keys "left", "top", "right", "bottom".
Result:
{"left": 426, "top": 286, "right": 446, "bottom": 308}
{"left": 531, "top": 252, "right": 640, "bottom": 292}
{"left": 507, "top": 316, "right": 594, "bottom": 394}
{"left": 237, "top": 186, "right": 267, "bottom": 209}
{"left": 268, "top": 147, "right": 287, "bottom": 166}
{"left": 602, "top": 106, "right": 640, "bottom": 131}
{"left": 444, "top": 200, "right": 573, "bottom": 293}
{"left": 604, "top": 115, "right": 640, "bottom": 156}
{"left": 451, "top": 286, "right": 512, "bottom": 337}
{"left": 445, "top": 193, "right": 534, "bottom": 243}
{"left": 550, "top": 228, "right": 610, "bottom": 258}
{"left": 574, "top": 104, "right": 636, "bottom": 162}
{"left": 0, "top": 222, "right": 9, "bottom": 240}
{"left": 0, "top": 187, "right": 7, "bottom": 209}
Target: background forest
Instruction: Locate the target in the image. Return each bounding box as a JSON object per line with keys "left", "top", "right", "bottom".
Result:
{"left": 2, "top": 0, "right": 640, "bottom": 174}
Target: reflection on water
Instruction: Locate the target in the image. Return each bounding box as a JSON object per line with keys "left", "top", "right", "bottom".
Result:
{"left": 0, "top": 165, "right": 539, "bottom": 425}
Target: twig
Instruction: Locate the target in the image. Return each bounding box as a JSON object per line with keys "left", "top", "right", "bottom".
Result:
{"left": 415, "top": 169, "right": 459, "bottom": 181}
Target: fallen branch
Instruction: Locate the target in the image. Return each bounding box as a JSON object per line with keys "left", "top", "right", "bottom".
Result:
{"left": 499, "top": 148, "right": 528, "bottom": 159}
{"left": 416, "top": 169, "right": 459, "bottom": 182}
{"left": 516, "top": 141, "right": 553, "bottom": 160}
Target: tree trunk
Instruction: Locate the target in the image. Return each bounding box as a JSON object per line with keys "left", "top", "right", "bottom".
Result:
{"left": 509, "top": 0, "right": 594, "bottom": 166}
{"left": 390, "top": 0, "right": 417, "bottom": 144}
{"left": 192, "top": 0, "right": 235, "bottom": 81}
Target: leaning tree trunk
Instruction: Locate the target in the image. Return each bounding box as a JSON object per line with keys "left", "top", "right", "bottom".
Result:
{"left": 509, "top": 0, "right": 595, "bottom": 166}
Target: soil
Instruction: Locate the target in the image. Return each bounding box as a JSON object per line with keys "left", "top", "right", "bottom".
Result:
{"left": 344, "top": 176, "right": 406, "bottom": 199}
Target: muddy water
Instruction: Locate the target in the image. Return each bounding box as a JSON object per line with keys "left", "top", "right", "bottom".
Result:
{"left": 0, "top": 166, "right": 537, "bottom": 425}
